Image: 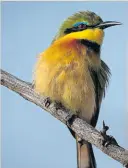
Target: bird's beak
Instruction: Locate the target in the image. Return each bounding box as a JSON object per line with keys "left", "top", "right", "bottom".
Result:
{"left": 95, "top": 21, "right": 122, "bottom": 29}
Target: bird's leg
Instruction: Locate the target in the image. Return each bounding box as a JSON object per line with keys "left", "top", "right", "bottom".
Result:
{"left": 44, "top": 97, "right": 51, "bottom": 108}
{"left": 54, "top": 101, "right": 66, "bottom": 111}
{"left": 100, "top": 120, "right": 119, "bottom": 147}
{"left": 44, "top": 98, "right": 65, "bottom": 110}
{"left": 66, "top": 110, "right": 81, "bottom": 128}
{"left": 66, "top": 114, "right": 78, "bottom": 128}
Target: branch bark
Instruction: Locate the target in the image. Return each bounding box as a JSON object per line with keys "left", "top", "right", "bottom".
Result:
{"left": 1, "top": 69, "right": 128, "bottom": 167}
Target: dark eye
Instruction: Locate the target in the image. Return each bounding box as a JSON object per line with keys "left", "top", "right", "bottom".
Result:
{"left": 64, "top": 22, "right": 88, "bottom": 34}
{"left": 77, "top": 23, "right": 87, "bottom": 29}
{"left": 73, "top": 22, "right": 88, "bottom": 29}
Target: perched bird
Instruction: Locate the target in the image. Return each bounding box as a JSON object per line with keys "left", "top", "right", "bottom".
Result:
{"left": 33, "top": 11, "right": 121, "bottom": 168}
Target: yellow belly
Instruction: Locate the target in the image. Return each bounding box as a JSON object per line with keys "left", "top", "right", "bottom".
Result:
{"left": 34, "top": 38, "right": 96, "bottom": 122}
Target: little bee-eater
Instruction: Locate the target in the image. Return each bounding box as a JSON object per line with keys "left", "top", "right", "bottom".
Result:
{"left": 33, "top": 11, "right": 121, "bottom": 168}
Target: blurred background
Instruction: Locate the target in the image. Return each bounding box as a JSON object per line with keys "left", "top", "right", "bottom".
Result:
{"left": 1, "top": 2, "right": 128, "bottom": 168}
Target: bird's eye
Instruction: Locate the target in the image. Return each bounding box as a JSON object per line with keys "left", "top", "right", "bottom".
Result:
{"left": 78, "top": 23, "right": 86, "bottom": 29}
{"left": 64, "top": 22, "right": 88, "bottom": 34}
{"left": 73, "top": 22, "right": 88, "bottom": 29}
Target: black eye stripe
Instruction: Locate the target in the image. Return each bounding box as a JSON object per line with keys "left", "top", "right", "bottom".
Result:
{"left": 64, "top": 24, "right": 88, "bottom": 34}
{"left": 64, "top": 22, "right": 102, "bottom": 34}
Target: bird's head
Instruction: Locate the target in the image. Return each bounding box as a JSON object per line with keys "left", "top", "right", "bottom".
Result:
{"left": 52, "top": 11, "right": 121, "bottom": 46}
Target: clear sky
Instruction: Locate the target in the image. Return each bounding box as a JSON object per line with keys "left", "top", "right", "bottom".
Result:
{"left": 1, "top": 2, "right": 128, "bottom": 168}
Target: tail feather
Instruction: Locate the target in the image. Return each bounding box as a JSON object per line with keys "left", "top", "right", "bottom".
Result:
{"left": 77, "top": 139, "right": 96, "bottom": 168}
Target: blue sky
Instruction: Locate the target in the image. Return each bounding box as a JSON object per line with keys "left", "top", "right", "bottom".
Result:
{"left": 1, "top": 2, "right": 128, "bottom": 168}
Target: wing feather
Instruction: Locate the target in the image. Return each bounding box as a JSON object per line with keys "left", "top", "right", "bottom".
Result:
{"left": 89, "top": 60, "right": 111, "bottom": 127}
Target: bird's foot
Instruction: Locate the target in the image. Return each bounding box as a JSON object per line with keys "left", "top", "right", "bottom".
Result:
{"left": 44, "top": 98, "right": 65, "bottom": 111}
{"left": 54, "top": 101, "right": 66, "bottom": 111}
{"left": 100, "top": 120, "right": 119, "bottom": 147}
{"left": 44, "top": 97, "right": 51, "bottom": 108}
{"left": 66, "top": 114, "right": 78, "bottom": 128}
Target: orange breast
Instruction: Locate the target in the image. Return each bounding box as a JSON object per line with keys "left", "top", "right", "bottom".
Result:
{"left": 34, "top": 38, "right": 96, "bottom": 122}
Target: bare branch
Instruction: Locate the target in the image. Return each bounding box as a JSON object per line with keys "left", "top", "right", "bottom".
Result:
{"left": 1, "top": 69, "right": 128, "bottom": 166}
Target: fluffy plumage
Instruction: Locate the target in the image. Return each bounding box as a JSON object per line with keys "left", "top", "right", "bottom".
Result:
{"left": 33, "top": 11, "right": 111, "bottom": 168}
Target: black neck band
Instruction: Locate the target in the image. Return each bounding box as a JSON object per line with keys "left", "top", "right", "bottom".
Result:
{"left": 80, "top": 39, "right": 100, "bottom": 53}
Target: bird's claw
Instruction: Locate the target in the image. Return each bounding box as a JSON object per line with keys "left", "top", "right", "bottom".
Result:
{"left": 100, "top": 120, "right": 119, "bottom": 147}
{"left": 66, "top": 114, "right": 78, "bottom": 128}
{"left": 54, "top": 101, "right": 65, "bottom": 111}
{"left": 44, "top": 97, "right": 51, "bottom": 108}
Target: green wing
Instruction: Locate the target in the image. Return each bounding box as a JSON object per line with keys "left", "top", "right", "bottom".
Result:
{"left": 90, "top": 60, "right": 111, "bottom": 127}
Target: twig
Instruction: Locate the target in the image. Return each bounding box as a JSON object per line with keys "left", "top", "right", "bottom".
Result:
{"left": 1, "top": 69, "right": 128, "bottom": 166}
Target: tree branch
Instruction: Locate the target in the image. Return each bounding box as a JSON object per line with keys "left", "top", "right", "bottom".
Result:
{"left": 1, "top": 69, "right": 128, "bottom": 166}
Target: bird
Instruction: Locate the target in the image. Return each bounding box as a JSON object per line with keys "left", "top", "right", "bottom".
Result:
{"left": 33, "top": 11, "right": 121, "bottom": 168}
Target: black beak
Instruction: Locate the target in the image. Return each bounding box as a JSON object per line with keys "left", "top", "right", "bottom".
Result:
{"left": 95, "top": 21, "right": 122, "bottom": 29}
